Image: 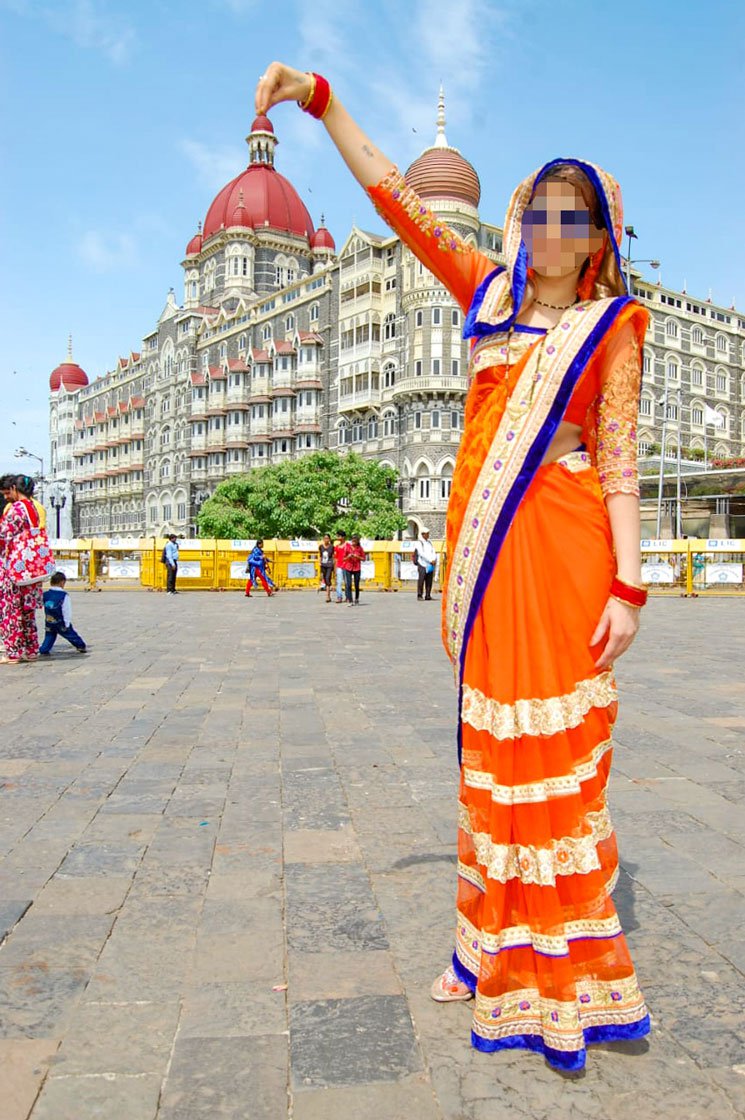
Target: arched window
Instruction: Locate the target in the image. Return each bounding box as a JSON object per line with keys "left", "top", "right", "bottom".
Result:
{"left": 416, "top": 461, "right": 431, "bottom": 500}
{"left": 639, "top": 395, "right": 653, "bottom": 417}
{"left": 715, "top": 367, "right": 728, "bottom": 393}
{"left": 383, "top": 363, "right": 396, "bottom": 388}
{"left": 690, "top": 362, "right": 705, "bottom": 387}
{"left": 691, "top": 404, "right": 704, "bottom": 426}
{"left": 382, "top": 410, "right": 396, "bottom": 437}
{"left": 665, "top": 318, "right": 678, "bottom": 339}
{"left": 666, "top": 357, "right": 679, "bottom": 382}
{"left": 715, "top": 333, "right": 728, "bottom": 354}
{"left": 643, "top": 350, "right": 652, "bottom": 375}
{"left": 439, "top": 461, "right": 454, "bottom": 500}
{"left": 384, "top": 313, "right": 396, "bottom": 340}
{"left": 367, "top": 415, "right": 378, "bottom": 439}
{"left": 415, "top": 310, "right": 423, "bottom": 328}
{"left": 310, "top": 303, "right": 319, "bottom": 322}
{"left": 285, "top": 314, "right": 294, "bottom": 331}
{"left": 691, "top": 325, "right": 704, "bottom": 346}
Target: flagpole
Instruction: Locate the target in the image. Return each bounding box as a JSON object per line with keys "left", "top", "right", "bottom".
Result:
{"left": 704, "top": 422, "right": 708, "bottom": 471}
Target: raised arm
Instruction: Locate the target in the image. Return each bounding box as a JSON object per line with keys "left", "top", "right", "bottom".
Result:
{"left": 255, "top": 63, "right": 492, "bottom": 311}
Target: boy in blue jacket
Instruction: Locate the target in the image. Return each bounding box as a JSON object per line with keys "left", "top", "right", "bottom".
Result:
{"left": 39, "top": 572, "right": 87, "bottom": 655}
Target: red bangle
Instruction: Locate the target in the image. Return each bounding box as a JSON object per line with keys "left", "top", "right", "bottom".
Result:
{"left": 610, "top": 576, "right": 648, "bottom": 608}
{"left": 299, "top": 72, "right": 333, "bottom": 120}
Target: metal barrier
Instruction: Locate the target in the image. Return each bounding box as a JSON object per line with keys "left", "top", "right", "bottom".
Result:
{"left": 47, "top": 538, "right": 745, "bottom": 595}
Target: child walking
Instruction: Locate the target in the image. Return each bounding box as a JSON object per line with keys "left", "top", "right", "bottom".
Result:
{"left": 39, "top": 572, "right": 87, "bottom": 656}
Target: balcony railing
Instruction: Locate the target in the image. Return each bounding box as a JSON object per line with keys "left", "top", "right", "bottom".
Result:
{"left": 392, "top": 375, "right": 469, "bottom": 397}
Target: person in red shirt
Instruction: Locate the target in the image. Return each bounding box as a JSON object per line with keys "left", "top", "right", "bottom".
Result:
{"left": 344, "top": 534, "right": 366, "bottom": 606}
{"left": 333, "top": 531, "right": 349, "bottom": 603}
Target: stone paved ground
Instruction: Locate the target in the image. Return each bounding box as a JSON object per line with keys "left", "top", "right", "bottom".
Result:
{"left": 0, "top": 589, "right": 744, "bottom": 1120}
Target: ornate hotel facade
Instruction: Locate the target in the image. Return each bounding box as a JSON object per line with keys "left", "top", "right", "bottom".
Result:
{"left": 48, "top": 104, "right": 745, "bottom": 539}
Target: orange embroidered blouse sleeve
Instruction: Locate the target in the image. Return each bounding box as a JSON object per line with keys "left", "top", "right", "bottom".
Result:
{"left": 595, "top": 313, "right": 648, "bottom": 497}
{"left": 367, "top": 167, "right": 494, "bottom": 313}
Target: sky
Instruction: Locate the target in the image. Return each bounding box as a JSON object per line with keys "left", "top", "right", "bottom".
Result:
{"left": 1, "top": 0, "right": 743, "bottom": 474}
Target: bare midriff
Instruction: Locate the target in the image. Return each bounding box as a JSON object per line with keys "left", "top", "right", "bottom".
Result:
{"left": 540, "top": 421, "right": 584, "bottom": 466}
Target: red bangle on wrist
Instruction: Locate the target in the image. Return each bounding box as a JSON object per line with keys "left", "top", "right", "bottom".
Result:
{"left": 610, "top": 576, "right": 648, "bottom": 609}
{"left": 298, "top": 72, "right": 333, "bottom": 119}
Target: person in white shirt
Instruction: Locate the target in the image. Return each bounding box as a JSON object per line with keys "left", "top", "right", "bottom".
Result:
{"left": 164, "top": 535, "right": 179, "bottom": 594}
{"left": 414, "top": 527, "right": 437, "bottom": 601}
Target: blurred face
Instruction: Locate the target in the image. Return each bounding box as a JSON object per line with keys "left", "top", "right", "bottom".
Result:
{"left": 522, "top": 179, "right": 604, "bottom": 278}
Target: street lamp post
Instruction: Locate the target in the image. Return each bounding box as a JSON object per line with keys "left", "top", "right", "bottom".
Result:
{"left": 49, "top": 490, "right": 67, "bottom": 538}
{"left": 623, "top": 225, "right": 660, "bottom": 294}
{"left": 14, "top": 447, "right": 45, "bottom": 503}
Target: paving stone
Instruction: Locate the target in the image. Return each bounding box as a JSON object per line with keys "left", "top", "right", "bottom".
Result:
{"left": 0, "top": 965, "right": 89, "bottom": 1039}
{"left": 290, "top": 995, "right": 423, "bottom": 1088}
{"left": 292, "top": 1074, "right": 442, "bottom": 1120}
{"left": 286, "top": 864, "right": 388, "bottom": 952}
{"left": 178, "top": 981, "right": 287, "bottom": 1039}
{"left": 159, "top": 1034, "right": 287, "bottom": 1119}
{"left": 31, "top": 1072, "right": 162, "bottom": 1120}
{"left": 0, "top": 1039, "right": 59, "bottom": 1120}
{"left": 289, "top": 949, "right": 402, "bottom": 1001}
{"left": 0, "top": 901, "right": 33, "bottom": 943}
{"left": 49, "top": 1000, "right": 180, "bottom": 1075}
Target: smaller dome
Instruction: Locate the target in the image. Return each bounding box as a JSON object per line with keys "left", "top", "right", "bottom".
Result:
{"left": 185, "top": 222, "right": 203, "bottom": 256}
{"left": 251, "top": 114, "right": 274, "bottom": 134}
{"left": 311, "top": 219, "right": 335, "bottom": 252}
{"left": 50, "top": 338, "right": 88, "bottom": 391}
{"left": 404, "top": 87, "right": 481, "bottom": 209}
{"left": 228, "top": 189, "right": 253, "bottom": 230}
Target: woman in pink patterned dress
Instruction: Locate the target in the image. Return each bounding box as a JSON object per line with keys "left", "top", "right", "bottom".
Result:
{"left": 0, "top": 476, "right": 43, "bottom": 664}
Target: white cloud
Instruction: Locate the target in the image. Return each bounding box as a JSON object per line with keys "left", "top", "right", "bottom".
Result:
{"left": 1, "top": 0, "right": 136, "bottom": 65}
{"left": 179, "top": 138, "right": 246, "bottom": 192}
{"left": 78, "top": 230, "right": 138, "bottom": 271}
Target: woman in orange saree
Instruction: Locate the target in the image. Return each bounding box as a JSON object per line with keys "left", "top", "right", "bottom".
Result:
{"left": 256, "top": 64, "right": 651, "bottom": 1071}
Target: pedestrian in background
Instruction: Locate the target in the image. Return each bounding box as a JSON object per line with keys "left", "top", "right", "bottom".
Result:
{"left": 39, "top": 572, "right": 87, "bottom": 656}
{"left": 0, "top": 477, "right": 44, "bottom": 663}
{"left": 318, "top": 534, "right": 334, "bottom": 603}
{"left": 164, "top": 534, "right": 179, "bottom": 594}
{"left": 414, "top": 526, "right": 437, "bottom": 601}
{"left": 245, "top": 540, "right": 276, "bottom": 597}
{"left": 344, "top": 534, "right": 366, "bottom": 606}
{"left": 334, "top": 531, "right": 349, "bottom": 603}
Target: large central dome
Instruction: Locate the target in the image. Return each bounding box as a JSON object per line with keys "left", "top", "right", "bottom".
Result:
{"left": 202, "top": 115, "right": 315, "bottom": 242}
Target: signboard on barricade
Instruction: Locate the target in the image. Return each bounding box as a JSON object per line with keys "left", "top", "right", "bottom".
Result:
{"left": 361, "top": 560, "right": 375, "bottom": 581}
{"left": 178, "top": 561, "right": 202, "bottom": 578}
{"left": 641, "top": 562, "right": 675, "bottom": 584}
{"left": 108, "top": 560, "right": 141, "bottom": 579}
{"left": 399, "top": 560, "right": 419, "bottom": 581}
{"left": 231, "top": 540, "right": 256, "bottom": 551}
{"left": 288, "top": 562, "right": 316, "bottom": 580}
{"left": 704, "top": 540, "right": 741, "bottom": 552}
{"left": 230, "top": 561, "right": 248, "bottom": 580}
{"left": 289, "top": 539, "right": 317, "bottom": 552}
{"left": 54, "top": 559, "right": 80, "bottom": 580}
{"left": 178, "top": 540, "right": 204, "bottom": 551}
{"left": 705, "top": 563, "right": 742, "bottom": 585}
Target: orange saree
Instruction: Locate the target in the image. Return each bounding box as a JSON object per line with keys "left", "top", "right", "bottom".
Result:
{"left": 368, "top": 158, "right": 650, "bottom": 1070}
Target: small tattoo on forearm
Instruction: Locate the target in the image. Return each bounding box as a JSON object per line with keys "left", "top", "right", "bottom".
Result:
{"left": 362, "top": 144, "right": 375, "bottom": 158}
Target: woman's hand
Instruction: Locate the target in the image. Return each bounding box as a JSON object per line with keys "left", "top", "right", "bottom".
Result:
{"left": 591, "top": 597, "right": 640, "bottom": 671}
{"left": 255, "top": 63, "right": 311, "bottom": 116}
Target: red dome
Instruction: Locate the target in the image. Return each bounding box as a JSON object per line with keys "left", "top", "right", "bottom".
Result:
{"left": 50, "top": 361, "right": 88, "bottom": 392}
{"left": 203, "top": 164, "right": 315, "bottom": 241}
{"left": 251, "top": 114, "right": 274, "bottom": 134}
{"left": 405, "top": 147, "right": 481, "bottom": 208}
{"left": 311, "top": 225, "right": 335, "bottom": 252}
{"left": 185, "top": 228, "right": 203, "bottom": 256}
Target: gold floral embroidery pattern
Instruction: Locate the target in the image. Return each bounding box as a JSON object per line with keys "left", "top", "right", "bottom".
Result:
{"left": 597, "top": 339, "right": 641, "bottom": 496}
{"left": 463, "top": 737, "right": 613, "bottom": 804}
{"left": 371, "top": 168, "right": 474, "bottom": 257}
{"left": 458, "top": 801, "right": 614, "bottom": 886}
{"left": 471, "top": 977, "right": 647, "bottom": 1050}
{"left": 457, "top": 860, "right": 486, "bottom": 893}
{"left": 470, "top": 332, "right": 539, "bottom": 372}
{"left": 461, "top": 672, "right": 616, "bottom": 741}
{"left": 445, "top": 300, "right": 619, "bottom": 677}
{"left": 455, "top": 907, "right": 623, "bottom": 960}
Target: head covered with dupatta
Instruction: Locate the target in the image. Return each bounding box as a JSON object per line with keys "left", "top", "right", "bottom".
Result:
{"left": 464, "top": 158, "right": 628, "bottom": 341}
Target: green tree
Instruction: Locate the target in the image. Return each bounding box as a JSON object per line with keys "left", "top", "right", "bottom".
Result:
{"left": 197, "top": 451, "right": 407, "bottom": 540}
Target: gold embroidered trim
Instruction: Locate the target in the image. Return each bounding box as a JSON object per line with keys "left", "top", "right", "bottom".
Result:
{"left": 463, "top": 737, "right": 613, "bottom": 804}
{"left": 457, "top": 860, "right": 486, "bottom": 893}
{"left": 597, "top": 339, "right": 641, "bottom": 497}
{"left": 458, "top": 801, "right": 613, "bottom": 886}
{"left": 470, "top": 977, "right": 647, "bottom": 1050}
{"left": 471, "top": 332, "right": 538, "bottom": 372}
{"left": 461, "top": 672, "right": 616, "bottom": 742}
{"left": 455, "top": 907, "right": 623, "bottom": 960}
{"left": 372, "top": 167, "right": 473, "bottom": 258}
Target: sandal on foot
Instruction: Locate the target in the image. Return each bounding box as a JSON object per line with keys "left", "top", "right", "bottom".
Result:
{"left": 431, "top": 966, "right": 473, "bottom": 1003}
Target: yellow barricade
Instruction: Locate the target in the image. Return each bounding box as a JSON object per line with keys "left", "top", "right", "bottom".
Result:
{"left": 44, "top": 537, "right": 745, "bottom": 596}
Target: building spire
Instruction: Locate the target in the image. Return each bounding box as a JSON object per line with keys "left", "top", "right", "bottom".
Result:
{"left": 434, "top": 84, "right": 448, "bottom": 149}
{"left": 67, "top": 334, "right": 73, "bottom": 361}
